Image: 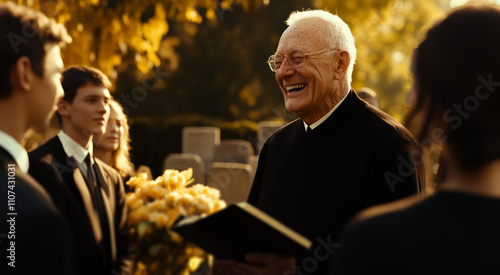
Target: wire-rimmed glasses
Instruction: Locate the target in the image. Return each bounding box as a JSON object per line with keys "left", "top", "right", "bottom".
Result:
{"left": 266, "top": 49, "right": 340, "bottom": 72}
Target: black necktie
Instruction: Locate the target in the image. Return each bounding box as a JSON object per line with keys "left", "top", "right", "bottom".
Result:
{"left": 83, "top": 154, "right": 100, "bottom": 210}
{"left": 85, "top": 154, "right": 112, "bottom": 261}
{"left": 84, "top": 154, "right": 95, "bottom": 187}
{"left": 306, "top": 125, "right": 312, "bottom": 132}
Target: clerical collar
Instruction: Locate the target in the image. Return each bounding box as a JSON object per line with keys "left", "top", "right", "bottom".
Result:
{"left": 0, "top": 130, "right": 29, "bottom": 173}
{"left": 303, "top": 91, "right": 349, "bottom": 131}
{"left": 58, "top": 130, "right": 93, "bottom": 165}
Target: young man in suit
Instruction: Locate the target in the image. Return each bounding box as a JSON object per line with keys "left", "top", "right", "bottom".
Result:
{"left": 0, "top": 2, "right": 74, "bottom": 274}
{"left": 29, "top": 66, "right": 132, "bottom": 275}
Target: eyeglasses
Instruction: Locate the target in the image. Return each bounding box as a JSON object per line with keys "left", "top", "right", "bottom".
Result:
{"left": 266, "top": 49, "right": 340, "bottom": 72}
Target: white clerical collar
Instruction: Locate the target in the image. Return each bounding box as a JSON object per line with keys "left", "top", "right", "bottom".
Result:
{"left": 304, "top": 91, "right": 349, "bottom": 131}
{"left": 0, "top": 130, "right": 29, "bottom": 173}
{"left": 58, "top": 130, "right": 93, "bottom": 164}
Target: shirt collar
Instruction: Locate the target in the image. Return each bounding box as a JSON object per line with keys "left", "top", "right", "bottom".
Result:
{"left": 58, "top": 130, "right": 92, "bottom": 164}
{"left": 304, "top": 91, "right": 350, "bottom": 131}
{"left": 0, "top": 130, "right": 29, "bottom": 173}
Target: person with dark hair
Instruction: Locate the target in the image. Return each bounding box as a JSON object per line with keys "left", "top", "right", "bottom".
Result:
{"left": 356, "top": 87, "right": 381, "bottom": 109}
{"left": 29, "top": 66, "right": 132, "bottom": 275}
{"left": 215, "top": 9, "right": 422, "bottom": 275}
{"left": 332, "top": 3, "right": 500, "bottom": 274}
{"left": 0, "top": 2, "right": 74, "bottom": 274}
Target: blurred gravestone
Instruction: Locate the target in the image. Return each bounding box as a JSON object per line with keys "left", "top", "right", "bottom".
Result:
{"left": 206, "top": 162, "right": 253, "bottom": 205}
{"left": 214, "top": 139, "right": 254, "bottom": 164}
{"left": 257, "top": 121, "right": 284, "bottom": 153}
{"left": 182, "top": 127, "right": 221, "bottom": 174}
{"left": 163, "top": 153, "right": 205, "bottom": 185}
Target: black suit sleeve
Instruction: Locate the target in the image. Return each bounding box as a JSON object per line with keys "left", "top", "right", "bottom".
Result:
{"left": 112, "top": 172, "right": 134, "bottom": 274}
{"left": 28, "top": 159, "right": 68, "bottom": 213}
{"left": 0, "top": 173, "right": 75, "bottom": 275}
{"left": 362, "top": 137, "right": 420, "bottom": 208}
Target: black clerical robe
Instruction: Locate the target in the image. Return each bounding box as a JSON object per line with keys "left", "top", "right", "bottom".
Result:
{"left": 248, "top": 90, "right": 421, "bottom": 274}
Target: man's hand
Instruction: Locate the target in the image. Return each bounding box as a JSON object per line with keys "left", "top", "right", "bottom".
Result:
{"left": 213, "top": 253, "right": 296, "bottom": 275}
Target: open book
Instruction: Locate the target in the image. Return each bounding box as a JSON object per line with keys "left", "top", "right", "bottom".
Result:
{"left": 172, "top": 202, "right": 312, "bottom": 260}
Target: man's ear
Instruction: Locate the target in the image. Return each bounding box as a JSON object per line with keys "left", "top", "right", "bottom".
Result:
{"left": 57, "top": 97, "right": 70, "bottom": 118}
{"left": 11, "top": 57, "right": 33, "bottom": 91}
{"left": 333, "top": 51, "right": 351, "bottom": 81}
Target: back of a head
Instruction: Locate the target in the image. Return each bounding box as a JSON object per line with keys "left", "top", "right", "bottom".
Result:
{"left": 411, "top": 4, "right": 500, "bottom": 171}
{"left": 0, "top": 2, "right": 71, "bottom": 99}
{"left": 286, "top": 10, "right": 357, "bottom": 87}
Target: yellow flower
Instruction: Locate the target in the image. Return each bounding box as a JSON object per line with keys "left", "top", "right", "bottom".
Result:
{"left": 125, "top": 167, "right": 227, "bottom": 274}
{"left": 166, "top": 191, "right": 182, "bottom": 207}
{"left": 147, "top": 198, "right": 167, "bottom": 211}
{"left": 194, "top": 194, "right": 215, "bottom": 214}
{"left": 126, "top": 172, "right": 149, "bottom": 189}
{"left": 148, "top": 212, "right": 169, "bottom": 227}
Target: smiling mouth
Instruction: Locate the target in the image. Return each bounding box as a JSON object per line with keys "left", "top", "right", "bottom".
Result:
{"left": 286, "top": 84, "right": 306, "bottom": 92}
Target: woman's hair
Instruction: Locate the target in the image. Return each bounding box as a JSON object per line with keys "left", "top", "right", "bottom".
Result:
{"left": 406, "top": 4, "right": 500, "bottom": 174}
{"left": 109, "top": 99, "right": 134, "bottom": 178}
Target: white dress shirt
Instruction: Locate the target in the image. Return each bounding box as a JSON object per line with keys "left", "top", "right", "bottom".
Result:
{"left": 303, "top": 91, "right": 350, "bottom": 131}
{"left": 0, "top": 130, "right": 29, "bottom": 173}
{"left": 58, "top": 130, "right": 93, "bottom": 175}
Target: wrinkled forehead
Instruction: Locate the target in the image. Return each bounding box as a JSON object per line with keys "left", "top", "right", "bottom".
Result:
{"left": 277, "top": 18, "right": 331, "bottom": 53}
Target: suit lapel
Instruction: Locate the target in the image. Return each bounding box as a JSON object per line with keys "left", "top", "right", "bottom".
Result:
{"left": 0, "top": 148, "right": 53, "bottom": 204}
{"left": 74, "top": 161, "right": 103, "bottom": 243}
{"left": 48, "top": 138, "right": 104, "bottom": 244}
{"left": 94, "top": 162, "right": 117, "bottom": 261}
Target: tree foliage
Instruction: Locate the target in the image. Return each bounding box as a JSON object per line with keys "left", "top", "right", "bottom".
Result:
{"left": 7, "top": 0, "right": 268, "bottom": 86}
{"left": 317, "top": 0, "right": 446, "bottom": 120}
{"left": 114, "top": 0, "right": 315, "bottom": 123}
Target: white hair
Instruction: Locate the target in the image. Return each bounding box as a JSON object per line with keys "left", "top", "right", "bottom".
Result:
{"left": 286, "top": 10, "right": 357, "bottom": 87}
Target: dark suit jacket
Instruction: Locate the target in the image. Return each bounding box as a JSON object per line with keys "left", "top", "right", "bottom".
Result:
{"left": 248, "top": 90, "right": 423, "bottom": 274}
{"left": 0, "top": 147, "right": 74, "bottom": 274}
{"left": 28, "top": 136, "right": 132, "bottom": 275}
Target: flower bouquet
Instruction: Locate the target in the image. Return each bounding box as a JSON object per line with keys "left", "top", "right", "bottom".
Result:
{"left": 126, "top": 168, "right": 226, "bottom": 275}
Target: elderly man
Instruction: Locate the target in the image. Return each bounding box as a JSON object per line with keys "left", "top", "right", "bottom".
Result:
{"left": 216, "top": 10, "right": 422, "bottom": 275}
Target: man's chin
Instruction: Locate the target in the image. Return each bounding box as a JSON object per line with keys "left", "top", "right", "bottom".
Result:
{"left": 90, "top": 128, "right": 106, "bottom": 136}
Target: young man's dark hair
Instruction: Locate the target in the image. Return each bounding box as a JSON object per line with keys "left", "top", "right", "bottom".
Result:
{"left": 55, "top": 65, "right": 111, "bottom": 125}
{"left": 0, "top": 1, "right": 71, "bottom": 99}
{"left": 61, "top": 65, "right": 112, "bottom": 103}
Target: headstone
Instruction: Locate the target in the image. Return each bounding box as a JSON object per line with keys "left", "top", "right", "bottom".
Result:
{"left": 248, "top": 155, "right": 259, "bottom": 184}
{"left": 163, "top": 153, "right": 205, "bottom": 185}
{"left": 257, "top": 121, "right": 284, "bottom": 153}
{"left": 206, "top": 162, "right": 253, "bottom": 205}
{"left": 182, "top": 127, "right": 221, "bottom": 173}
{"left": 135, "top": 165, "right": 153, "bottom": 180}
{"left": 214, "top": 139, "right": 254, "bottom": 164}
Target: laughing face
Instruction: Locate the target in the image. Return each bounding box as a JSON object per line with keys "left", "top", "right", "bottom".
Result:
{"left": 275, "top": 19, "right": 344, "bottom": 124}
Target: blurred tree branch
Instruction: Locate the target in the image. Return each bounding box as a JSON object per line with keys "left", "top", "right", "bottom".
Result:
{"left": 7, "top": 0, "right": 269, "bottom": 89}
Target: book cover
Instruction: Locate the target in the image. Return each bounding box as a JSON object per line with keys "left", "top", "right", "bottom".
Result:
{"left": 171, "top": 202, "right": 312, "bottom": 260}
